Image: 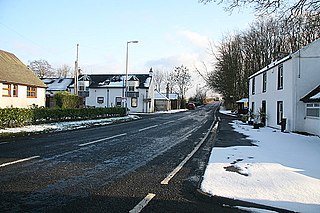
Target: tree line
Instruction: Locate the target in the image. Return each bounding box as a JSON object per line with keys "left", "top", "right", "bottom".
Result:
{"left": 199, "top": 12, "right": 319, "bottom": 108}
{"left": 29, "top": 59, "right": 194, "bottom": 106}
{"left": 28, "top": 59, "right": 73, "bottom": 78}
{"left": 153, "top": 65, "right": 193, "bottom": 105}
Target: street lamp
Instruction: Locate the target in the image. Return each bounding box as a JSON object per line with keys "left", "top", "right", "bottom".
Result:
{"left": 124, "top": 40, "right": 139, "bottom": 114}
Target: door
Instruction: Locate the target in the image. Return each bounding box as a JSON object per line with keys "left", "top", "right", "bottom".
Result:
{"left": 261, "top": 100, "right": 266, "bottom": 126}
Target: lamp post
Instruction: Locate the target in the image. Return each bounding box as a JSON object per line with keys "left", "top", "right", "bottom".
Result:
{"left": 124, "top": 40, "right": 138, "bottom": 114}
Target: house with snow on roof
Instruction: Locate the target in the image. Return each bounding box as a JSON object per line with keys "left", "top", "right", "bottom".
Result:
{"left": 154, "top": 90, "right": 171, "bottom": 111}
{"left": 72, "top": 69, "right": 155, "bottom": 113}
{"left": 42, "top": 78, "right": 74, "bottom": 107}
{"left": 0, "top": 50, "right": 47, "bottom": 108}
{"left": 248, "top": 39, "right": 320, "bottom": 136}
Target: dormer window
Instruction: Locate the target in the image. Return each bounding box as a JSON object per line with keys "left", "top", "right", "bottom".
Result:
{"left": 129, "top": 86, "right": 135, "bottom": 91}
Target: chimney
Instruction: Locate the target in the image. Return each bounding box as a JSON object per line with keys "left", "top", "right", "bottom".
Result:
{"left": 149, "top": 67, "right": 153, "bottom": 76}
{"left": 166, "top": 83, "right": 169, "bottom": 98}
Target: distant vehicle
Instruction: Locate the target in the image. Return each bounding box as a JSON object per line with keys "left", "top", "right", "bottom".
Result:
{"left": 187, "top": 102, "right": 196, "bottom": 110}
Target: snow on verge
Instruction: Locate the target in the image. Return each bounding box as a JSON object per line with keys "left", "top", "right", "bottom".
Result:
{"left": 201, "top": 120, "right": 320, "bottom": 213}
{"left": 0, "top": 115, "right": 140, "bottom": 134}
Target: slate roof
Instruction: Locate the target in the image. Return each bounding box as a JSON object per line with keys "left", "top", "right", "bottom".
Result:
{"left": 155, "top": 90, "right": 170, "bottom": 100}
{"left": 0, "top": 50, "right": 47, "bottom": 88}
{"left": 42, "top": 78, "right": 74, "bottom": 91}
{"left": 300, "top": 85, "right": 320, "bottom": 103}
{"left": 79, "top": 74, "right": 151, "bottom": 89}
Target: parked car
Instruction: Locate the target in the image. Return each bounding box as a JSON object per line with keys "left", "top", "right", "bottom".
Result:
{"left": 187, "top": 102, "right": 196, "bottom": 110}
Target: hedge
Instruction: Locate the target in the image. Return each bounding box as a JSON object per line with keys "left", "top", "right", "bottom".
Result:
{"left": 0, "top": 107, "right": 126, "bottom": 129}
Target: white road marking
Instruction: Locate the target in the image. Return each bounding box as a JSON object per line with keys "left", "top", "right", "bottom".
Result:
{"left": 0, "top": 142, "right": 9, "bottom": 145}
{"left": 138, "top": 125, "right": 158, "bottom": 132}
{"left": 129, "top": 193, "right": 156, "bottom": 213}
{"left": 0, "top": 156, "right": 40, "bottom": 168}
{"left": 161, "top": 121, "right": 218, "bottom": 185}
{"left": 163, "top": 120, "right": 175, "bottom": 125}
{"left": 78, "top": 133, "right": 127, "bottom": 147}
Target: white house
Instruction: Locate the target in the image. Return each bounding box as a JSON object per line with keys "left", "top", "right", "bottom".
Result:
{"left": 75, "top": 70, "right": 155, "bottom": 113}
{"left": 0, "top": 50, "right": 46, "bottom": 108}
{"left": 248, "top": 39, "right": 320, "bottom": 136}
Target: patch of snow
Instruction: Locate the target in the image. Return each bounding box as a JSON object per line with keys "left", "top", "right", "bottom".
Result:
{"left": 310, "top": 92, "right": 320, "bottom": 100}
{"left": 0, "top": 115, "right": 140, "bottom": 135}
{"left": 144, "top": 77, "right": 151, "bottom": 87}
{"left": 219, "top": 106, "right": 237, "bottom": 117}
{"left": 201, "top": 120, "right": 320, "bottom": 213}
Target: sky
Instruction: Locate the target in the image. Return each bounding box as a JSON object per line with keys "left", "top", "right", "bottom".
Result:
{"left": 0, "top": 0, "right": 255, "bottom": 97}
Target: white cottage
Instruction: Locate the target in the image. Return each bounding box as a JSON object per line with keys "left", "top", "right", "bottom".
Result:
{"left": 77, "top": 70, "right": 154, "bottom": 113}
{"left": 0, "top": 50, "right": 46, "bottom": 108}
{"left": 248, "top": 39, "right": 320, "bottom": 136}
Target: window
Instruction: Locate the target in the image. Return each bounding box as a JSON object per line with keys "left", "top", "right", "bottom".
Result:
{"left": 116, "top": 97, "right": 122, "bottom": 107}
{"left": 277, "top": 101, "right": 283, "bottom": 124}
{"left": 2, "top": 83, "right": 11, "bottom": 97}
{"left": 262, "top": 72, "right": 267, "bottom": 92}
{"left": 97, "top": 97, "right": 104, "bottom": 104}
{"left": 306, "top": 103, "right": 320, "bottom": 118}
{"left": 252, "top": 77, "right": 255, "bottom": 95}
{"left": 251, "top": 102, "right": 255, "bottom": 113}
{"left": 27, "top": 86, "right": 37, "bottom": 98}
{"left": 277, "top": 64, "right": 283, "bottom": 90}
{"left": 250, "top": 102, "right": 255, "bottom": 119}
{"left": 131, "top": 97, "right": 137, "bottom": 107}
{"left": 12, "top": 84, "right": 18, "bottom": 97}
{"left": 128, "top": 86, "right": 135, "bottom": 92}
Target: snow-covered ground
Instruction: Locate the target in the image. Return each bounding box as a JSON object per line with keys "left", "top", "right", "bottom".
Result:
{"left": 201, "top": 119, "right": 320, "bottom": 212}
{"left": 0, "top": 115, "right": 140, "bottom": 135}
{"left": 0, "top": 109, "right": 187, "bottom": 135}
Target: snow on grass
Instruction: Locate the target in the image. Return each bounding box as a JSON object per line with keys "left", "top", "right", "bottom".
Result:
{"left": 219, "top": 106, "right": 237, "bottom": 117}
{"left": 0, "top": 115, "right": 140, "bottom": 135}
{"left": 201, "top": 120, "right": 320, "bottom": 212}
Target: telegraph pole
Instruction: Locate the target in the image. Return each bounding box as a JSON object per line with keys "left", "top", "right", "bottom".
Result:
{"left": 74, "top": 44, "right": 79, "bottom": 95}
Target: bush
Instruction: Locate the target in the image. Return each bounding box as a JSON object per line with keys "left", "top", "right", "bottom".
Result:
{"left": 0, "top": 107, "right": 126, "bottom": 129}
{"left": 54, "top": 91, "right": 80, "bottom": 108}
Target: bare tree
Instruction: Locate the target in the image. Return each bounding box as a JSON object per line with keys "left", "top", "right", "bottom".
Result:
{"left": 202, "top": 14, "right": 319, "bottom": 109}
{"left": 199, "top": 0, "right": 320, "bottom": 19}
{"left": 28, "top": 59, "right": 55, "bottom": 78}
{"left": 56, "top": 64, "right": 72, "bottom": 78}
{"left": 152, "top": 69, "right": 166, "bottom": 91}
{"left": 170, "top": 65, "right": 192, "bottom": 99}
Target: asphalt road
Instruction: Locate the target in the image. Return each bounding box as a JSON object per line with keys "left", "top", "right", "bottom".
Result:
{"left": 0, "top": 103, "right": 247, "bottom": 212}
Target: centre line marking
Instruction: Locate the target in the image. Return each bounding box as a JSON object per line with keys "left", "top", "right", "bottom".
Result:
{"left": 0, "top": 142, "right": 9, "bottom": 145}
{"left": 78, "top": 133, "right": 127, "bottom": 147}
{"left": 163, "top": 120, "right": 175, "bottom": 125}
{"left": 161, "top": 121, "right": 218, "bottom": 185}
{"left": 129, "top": 193, "right": 156, "bottom": 213}
{"left": 138, "top": 125, "right": 158, "bottom": 132}
{"left": 0, "top": 156, "right": 40, "bottom": 168}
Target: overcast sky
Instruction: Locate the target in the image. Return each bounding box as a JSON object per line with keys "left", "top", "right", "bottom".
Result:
{"left": 0, "top": 0, "right": 255, "bottom": 97}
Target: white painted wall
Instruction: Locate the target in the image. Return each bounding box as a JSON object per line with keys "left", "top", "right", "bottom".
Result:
{"left": 0, "top": 83, "right": 46, "bottom": 108}
{"left": 86, "top": 87, "right": 123, "bottom": 108}
{"left": 249, "top": 39, "right": 320, "bottom": 135}
{"left": 304, "top": 116, "right": 320, "bottom": 136}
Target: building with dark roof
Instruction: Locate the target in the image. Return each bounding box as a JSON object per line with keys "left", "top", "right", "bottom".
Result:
{"left": 70, "top": 70, "right": 155, "bottom": 113}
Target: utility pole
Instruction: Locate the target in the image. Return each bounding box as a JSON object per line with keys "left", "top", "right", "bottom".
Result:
{"left": 74, "top": 44, "right": 79, "bottom": 95}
